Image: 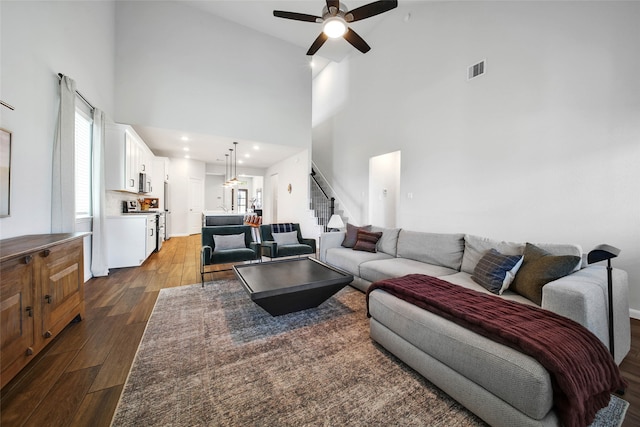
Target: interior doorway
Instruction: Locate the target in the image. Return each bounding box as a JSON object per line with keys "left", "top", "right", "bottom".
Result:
{"left": 188, "top": 177, "right": 204, "bottom": 234}
{"left": 368, "top": 151, "right": 401, "bottom": 228}
{"left": 271, "top": 173, "right": 279, "bottom": 222}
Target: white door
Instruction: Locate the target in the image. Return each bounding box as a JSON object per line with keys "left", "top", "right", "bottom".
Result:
{"left": 369, "top": 151, "right": 401, "bottom": 228}
{"left": 188, "top": 177, "right": 204, "bottom": 234}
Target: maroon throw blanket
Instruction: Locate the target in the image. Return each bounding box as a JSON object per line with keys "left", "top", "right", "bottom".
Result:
{"left": 366, "top": 274, "right": 627, "bottom": 427}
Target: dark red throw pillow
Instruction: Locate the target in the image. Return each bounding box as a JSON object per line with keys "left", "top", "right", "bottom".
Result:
{"left": 353, "top": 230, "right": 383, "bottom": 253}
{"left": 342, "top": 223, "right": 371, "bottom": 248}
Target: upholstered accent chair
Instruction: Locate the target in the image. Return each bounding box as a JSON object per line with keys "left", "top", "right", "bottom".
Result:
{"left": 259, "top": 223, "right": 316, "bottom": 259}
{"left": 200, "top": 225, "right": 260, "bottom": 286}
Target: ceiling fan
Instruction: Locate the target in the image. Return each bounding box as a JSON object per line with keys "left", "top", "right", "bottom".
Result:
{"left": 273, "top": 1, "right": 398, "bottom": 55}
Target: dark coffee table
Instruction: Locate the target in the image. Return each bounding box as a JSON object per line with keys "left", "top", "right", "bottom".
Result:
{"left": 233, "top": 257, "right": 354, "bottom": 316}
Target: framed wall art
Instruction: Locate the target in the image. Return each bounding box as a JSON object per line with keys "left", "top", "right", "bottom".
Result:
{"left": 0, "top": 128, "right": 11, "bottom": 217}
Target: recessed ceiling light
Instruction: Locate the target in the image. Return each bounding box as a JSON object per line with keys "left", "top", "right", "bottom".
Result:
{"left": 183, "top": 147, "right": 190, "bottom": 151}
{"left": 238, "top": 160, "right": 244, "bottom": 164}
{"left": 253, "top": 145, "right": 259, "bottom": 150}
{"left": 244, "top": 154, "right": 250, "bottom": 158}
{"left": 181, "top": 136, "right": 189, "bottom": 141}
{"left": 185, "top": 154, "right": 190, "bottom": 159}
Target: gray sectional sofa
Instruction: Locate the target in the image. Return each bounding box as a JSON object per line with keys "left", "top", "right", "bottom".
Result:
{"left": 319, "top": 227, "right": 630, "bottom": 427}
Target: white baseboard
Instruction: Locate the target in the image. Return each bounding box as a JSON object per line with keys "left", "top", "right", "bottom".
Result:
{"left": 630, "top": 308, "right": 640, "bottom": 320}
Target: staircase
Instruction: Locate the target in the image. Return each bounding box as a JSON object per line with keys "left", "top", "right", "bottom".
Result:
{"left": 309, "top": 167, "right": 347, "bottom": 232}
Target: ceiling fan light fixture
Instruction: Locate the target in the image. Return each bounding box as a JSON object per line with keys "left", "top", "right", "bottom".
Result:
{"left": 323, "top": 17, "right": 347, "bottom": 38}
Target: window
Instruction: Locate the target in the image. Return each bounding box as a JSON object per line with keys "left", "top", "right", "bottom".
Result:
{"left": 75, "top": 109, "right": 92, "bottom": 217}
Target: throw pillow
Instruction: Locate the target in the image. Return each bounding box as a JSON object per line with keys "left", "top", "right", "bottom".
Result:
{"left": 510, "top": 243, "right": 581, "bottom": 305}
{"left": 213, "top": 233, "right": 246, "bottom": 251}
{"left": 353, "top": 230, "right": 383, "bottom": 253}
{"left": 342, "top": 223, "right": 371, "bottom": 248}
{"left": 272, "top": 230, "right": 299, "bottom": 246}
{"left": 472, "top": 248, "right": 524, "bottom": 295}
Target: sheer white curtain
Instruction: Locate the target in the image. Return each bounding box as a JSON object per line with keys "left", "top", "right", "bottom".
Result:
{"left": 91, "top": 109, "right": 109, "bottom": 276}
{"left": 51, "top": 75, "right": 76, "bottom": 233}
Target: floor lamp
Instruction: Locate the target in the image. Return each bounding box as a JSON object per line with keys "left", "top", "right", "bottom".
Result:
{"left": 587, "top": 244, "right": 621, "bottom": 360}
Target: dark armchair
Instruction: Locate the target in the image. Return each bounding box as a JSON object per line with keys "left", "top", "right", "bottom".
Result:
{"left": 259, "top": 223, "right": 316, "bottom": 259}
{"left": 201, "top": 225, "right": 260, "bottom": 286}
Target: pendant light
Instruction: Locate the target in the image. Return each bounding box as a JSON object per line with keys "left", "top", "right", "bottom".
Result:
{"left": 228, "top": 142, "right": 239, "bottom": 186}
{"left": 225, "top": 148, "right": 234, "bottom": 186}
{"left": 222, "top": 153, "right": 230, "bottom": 187}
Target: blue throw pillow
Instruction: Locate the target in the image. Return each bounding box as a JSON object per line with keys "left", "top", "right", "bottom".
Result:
{"left": 472, "top": 248, "right": 524, "bottom": 295}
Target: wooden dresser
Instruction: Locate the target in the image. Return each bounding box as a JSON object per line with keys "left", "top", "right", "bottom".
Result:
{"left": 0, "top": 233, "right": 88, "bottom": 388}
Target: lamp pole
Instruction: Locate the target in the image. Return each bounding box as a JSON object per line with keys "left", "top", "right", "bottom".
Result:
{"left": 607, "top": 258, "right": 615, "bottom": 360}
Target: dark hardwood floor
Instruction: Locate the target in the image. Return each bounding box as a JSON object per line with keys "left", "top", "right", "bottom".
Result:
{"left": 1, "top": 234, "right": 639, "bottom": 426}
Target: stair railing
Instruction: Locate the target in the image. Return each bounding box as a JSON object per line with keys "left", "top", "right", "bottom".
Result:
{"left": 310, "top": 170, "right": 335, "bottom": 231}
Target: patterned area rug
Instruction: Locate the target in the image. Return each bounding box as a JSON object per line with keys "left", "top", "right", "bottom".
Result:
{"left": 111, "top": 280, "right": 628, "bottom": 426}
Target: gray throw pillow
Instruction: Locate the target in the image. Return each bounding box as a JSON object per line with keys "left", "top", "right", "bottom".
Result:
{"left": 272, "top": 230, "right": 299, "bottom": 246}
{"left": 342, "top": 223, "right": 371, "bottom": 248}
{"left": 510, "top": 243, "right": 581, "bottom": 305}
{"left": 213, "top": 233, "right": 246, "bottom": 251}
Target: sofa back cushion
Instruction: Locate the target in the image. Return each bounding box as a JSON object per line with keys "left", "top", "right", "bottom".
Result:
{"left": 462, "top": 234, "right": 583, "bottom": 275}
{"left": 397, "top": 231, "right": 465, "bottom": 271}
{"left": 461, "top": 235, "right": 524, "bottom": 275}
{"left": 370, "top": 226, "right": 401, "bottom": 257}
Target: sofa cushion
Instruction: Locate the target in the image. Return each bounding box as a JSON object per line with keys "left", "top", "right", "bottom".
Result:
{"left": 461, "top": 235, "right": 524, "bottom": 275}
{"left": 510, "top": 243, "right": 581, "bottom": 305}
{"left": 532, "top": 242, "right": 583, "bottom": 272}
{"left": 213, "top": 233, "right": 246, "bottom": 251}
{"left": 342, "top": 223, "right": 371, "bottom": 248}
{"left": 397, "top": 230, "right": 465, "bottom": 271}
{"left": 325, "top": 247, "right": 393, "bottom": 277}
{"left": 359, "top": 258, "right": 458, "bottom": 284}
{"left": 353, "top": 230, "right": 383, "bottom": 253}
{"left": 472, "top": 249, "right": 524, "bottom": 295}
{"left": 276, "top": 243, "right": 314, "bottom": 257}
{"left": 370, "top": 226, "right": 401, "bottom": 256}
{"left": 440, "top": 272, "right": 537, "bottom": 307}
{"left": 368, "top": 290, "right": 553, "bottom": 419}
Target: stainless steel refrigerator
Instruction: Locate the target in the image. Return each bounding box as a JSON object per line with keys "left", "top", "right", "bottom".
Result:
{"left": 164, "top": 181, "right": 171, "bottom": 240}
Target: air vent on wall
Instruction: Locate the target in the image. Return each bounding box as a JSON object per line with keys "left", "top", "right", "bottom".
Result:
{"left": 468, "top": 60, "right": 486, "bottom": 80}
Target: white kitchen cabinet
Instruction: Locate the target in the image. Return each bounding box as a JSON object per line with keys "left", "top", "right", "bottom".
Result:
{"left": 146, "top": 215, "right": 157, "bottom": 259}
{"left": 106, "top": 215, "right": 156, "bottom": 268}
{"left": 105, "top": 123, "right": 155, "bottom": 194}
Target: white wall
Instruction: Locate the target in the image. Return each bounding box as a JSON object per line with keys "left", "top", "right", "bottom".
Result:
{"left": 0, "top": 0, "right": 115, "bottom": 239}
{"left": 114, "top": 1, "right": 311, "bottom": 149}
{"left": 313, "top": 2, "right": 640, "bottom": 311}
{"left": 264, "top": 149, "right": 318, "bottom": 238}
{"left": 205, "top": 174, "right": 225, "bottom": 211}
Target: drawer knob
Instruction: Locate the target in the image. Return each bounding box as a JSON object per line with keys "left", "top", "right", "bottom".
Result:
{"left": 26, "top": 306, "right": 33, "bottom": 317}
{"left": 44, "top": 331, "right": 52, "bottom": 339}
{"left": 26, "top": 347, "right": 34, "bottom": 356}
{"left": 42, "top": 249, "right": 51, "bottom": 257}
{"left": 44, "top": 295, "right": 52, "bottom": 304}
{"left": 23, "top": 255, "right": 32, "bottom": 264}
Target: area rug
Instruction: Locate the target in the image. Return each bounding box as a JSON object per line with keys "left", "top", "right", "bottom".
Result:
{"left": 111, "top": 280, "right": 628, "bottom": 426}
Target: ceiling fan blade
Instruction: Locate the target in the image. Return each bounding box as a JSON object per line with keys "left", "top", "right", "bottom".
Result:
{"left": 345, "top": 0, "right": 398, "bottom": 22}
{"left": 307, "top": 32, "right": 329, "bottom": 56}
{"left": 326, "top": 0, "right": 340, "bottom": 15}
{"left": 273, "top": 10, "right": 322, "bottom": 23}
{"left": 343, "top": 28, "right": 371, "bottom": 53}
